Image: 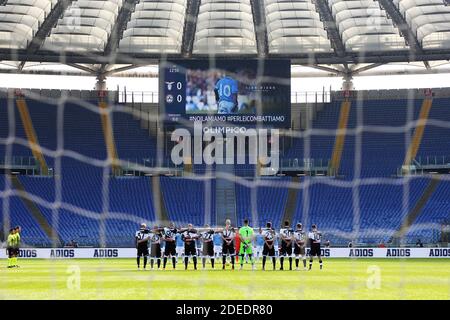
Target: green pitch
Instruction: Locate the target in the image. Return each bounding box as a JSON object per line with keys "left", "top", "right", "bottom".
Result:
{"left": 0, "top": 258, "right": 449, "bottom": 300}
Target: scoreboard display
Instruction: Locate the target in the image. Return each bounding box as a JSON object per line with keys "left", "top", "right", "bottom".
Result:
{"left": 160, "top": 59, "right": 291, "bottom": 128}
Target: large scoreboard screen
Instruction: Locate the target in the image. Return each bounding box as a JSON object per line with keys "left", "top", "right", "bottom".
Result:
{"left": 160, "top": 59, "right": 291, "bottom": 128}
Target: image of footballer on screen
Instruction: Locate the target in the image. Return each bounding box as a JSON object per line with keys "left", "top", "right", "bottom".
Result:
{"left": 214, "top": 74, "right": 238, "bottom": 114}
{"left": 185, "top": 68, "right": 257, "bottom": 115}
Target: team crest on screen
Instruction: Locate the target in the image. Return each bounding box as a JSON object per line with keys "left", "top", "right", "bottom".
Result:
{"left": 166, "top": 94, "right": 174, "bottom": 104}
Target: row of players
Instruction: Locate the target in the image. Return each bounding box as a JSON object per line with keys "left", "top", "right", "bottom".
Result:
{"left": 135, "top": 219, "right": 323, "bottom": 271}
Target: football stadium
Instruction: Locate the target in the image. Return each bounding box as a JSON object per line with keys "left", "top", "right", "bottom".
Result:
{"left": 0, "top": 0, "right": 449, "bottom": 302}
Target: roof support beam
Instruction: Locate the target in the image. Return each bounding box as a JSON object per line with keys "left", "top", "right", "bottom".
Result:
{"left": 351, "top": 63, "right": 385, "bottom": 75}
{"left": 313, "top": 0, "right": 346, "bottom": 58}
{"left": 66, "top": 63, "right": 97, "bottom": 75}
{"left": 18, "top": 0, "right": 74, "bottom": 70}
{"left": 3, "top": 63, "right": 449, "bottom": 78}
{"left": 0, "top": 69, "right": 89, "bottom": 76}
{"left": 181, "top": 0, "right": 201, "bottom": 57}
{"left": 251, "top": 0, "right": 269, "bottom": 57}
{"left": 346, "top": 65, "right": 450, "bottom": 77}
{"left": 104, "top": 64, "right": 142, "bottom": 77}
{"left": 103, "top": 0, "right": 139, "bottom": 64}
{"left": 1, "top": 50, "right": 450, "bottom": 65}
{"left": 377, "top": 0, "right": 430, "bottom": 69}
{"left": 98, "top": 0, "right": 139, "bottom": 75}
{"left": 306, "top": 64, "right": 345, "bottom": 75}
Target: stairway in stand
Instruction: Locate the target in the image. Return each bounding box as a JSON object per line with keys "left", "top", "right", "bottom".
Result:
{"left": 215, "top": 164, "right": 237, "bottom": 226}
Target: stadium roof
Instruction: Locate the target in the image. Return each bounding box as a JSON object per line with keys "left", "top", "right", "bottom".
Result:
{"left": 0, "top": 0, "right": 450, "bottom": 76}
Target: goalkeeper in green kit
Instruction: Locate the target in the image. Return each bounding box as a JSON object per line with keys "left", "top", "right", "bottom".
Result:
{"left": 238, "top": 219, "right": 256, "bottom": 271}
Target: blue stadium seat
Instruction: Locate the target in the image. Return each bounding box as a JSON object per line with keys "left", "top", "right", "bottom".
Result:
{"left": 0, "top": 176, "right": 50, "bottom": 246}
{"left": 160, "top": 177, "right": 215, "bottom": 227}
{"left": 236, "top": 177, "right": 290, "bottom": 228}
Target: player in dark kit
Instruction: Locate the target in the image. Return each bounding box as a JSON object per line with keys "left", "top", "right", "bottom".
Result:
{"left": 221, "top": 219, "right": 235, "bottom": 270}
{"left": 150, "top": 225, "right": 162, "bottom": 270}
{"left": 308, "top": 224, "right": 323, "bottom": 270}
{"left": 162, "top": 222, "right": 178, "bottom": 270}
{"left": 182, "top": 224, "right": 199, "bottom": 270}
{"left": 279, "top": 220, "right": 294, "bottom": 270}
{"left": 200, "top": 224, "right": 215, "bottom": 269}
{"left": 261, "top": 222, "right": 276, "bottom": 271}
{"left": 135, "top": 223, "right": 150, "bottom": 270}
{"left": 294, "top": 223, "right": 307, "bottom": 270}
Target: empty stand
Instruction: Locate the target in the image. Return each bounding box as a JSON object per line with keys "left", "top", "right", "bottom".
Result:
{"left": 160, "top": 176, "right": 214, "bottom": 227}
{"left": 330, "top": 99, "right": 351, "bottom": 175}
{"left": 235, "top": 177, "right": 290, "bottom": 228}
{"left": 15, "top": 98, "right": 49, "bottom": 175}
{"left": 99, "top": 100, "right": 120, "bottom": 174}
{"left": 1, "top": 95, "right": 449, "bottom": 246}
{"left": 404, "top": 97, "right": 433, "bottom": 166}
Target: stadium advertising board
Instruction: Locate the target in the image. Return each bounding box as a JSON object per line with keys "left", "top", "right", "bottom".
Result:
{"left": 160, "top": 59, "right": 291, "bottom": 128}
{"left": 1, "top": 248, "right": 449, "bottom": 259}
